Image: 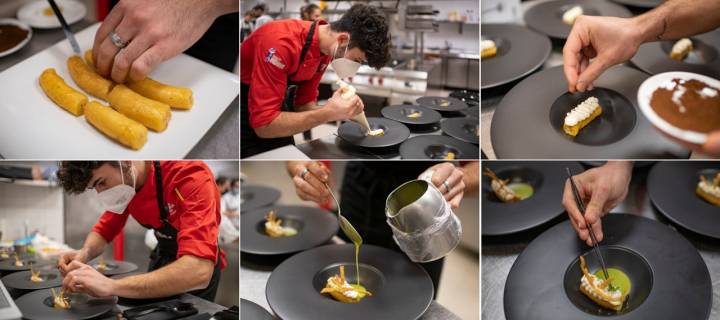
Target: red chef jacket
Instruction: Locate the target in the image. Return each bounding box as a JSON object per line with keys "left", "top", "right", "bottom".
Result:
{"left": 240, "top": 19, "right": 331, "bottom": 128}
{"left": 91, "top": 161, "right": 226, "bottom": 269}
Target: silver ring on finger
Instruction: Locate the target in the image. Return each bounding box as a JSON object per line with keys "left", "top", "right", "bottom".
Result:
{"left": 443, "top": 180, "right": 451, "bottom": 193}
{"left": 109, "top": 31, "right": 128, "bottom": 48}
{"left": 300, "top": 168, "right": 309, "bottom": 180}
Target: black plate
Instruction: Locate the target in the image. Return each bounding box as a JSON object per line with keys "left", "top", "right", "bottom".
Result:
{"left": 2, "top": 268, "right": 63, "bottom": 290}
{"left": 0, "top": 256, "right": 48, "bottom": 272}
{"left": 416, "top": 96, "right": 468, "bottom": 112}
{"left": 504, "top": 214, "right": 711, "bottom": 320}
{"left": 462, "top": 105, "right": 480, "bottom": 119}
{"left": 631, "top": 29, "right": 720, "bottom": 79}
{"left": 266, "top": 244, "right": 433, "bottom": 320}
{"left": 241, "top": 205, "right": 339, "bottom": 255}
{"left": 491, "top": 65, "right": 689, "bottom": 159}
{"left": 87, "top": 258, "right": 138, "bottom": 276}
{"left": 648, "top": 161, "right": 720, "bottom": 239}
{"left": 15, "top": 288, "right": 118, "bottom": 320}
{"left": 441, "top": 118, "right": 479, "bottom": 145}
{"left": 241, "top": 299, "right": 274, "bottom": 320}
{"left": 524, "top": 0, "right": 632, "bottom": 39}
{"left": 482, "top": 161, "right": 583, "bottom": 236}
{"left": 481, "top": 24, "right": 551, "bottom": 89}
{"left": 337, "top": 117, "right": 410, "bottom": 148}
{"left": 241, "top": 185, "right": 282, "bottom": 213}
{"left": 449, "top": 90, "right": 479, "bottom": 104}
{"left": 399, "top": 135, "right": 479, "bottom": 160}
{"left": 381, "top": 105, "right": 441, "bottom": 125}
{"left": 609, "top": 0, "right": 662, "bottom": 8}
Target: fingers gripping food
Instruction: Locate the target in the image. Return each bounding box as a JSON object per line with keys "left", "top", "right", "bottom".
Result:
{"left": 579, "top": 256, "right": 627, "bottom": 311}
{"left": 264, "top": 210, "right": 297, "bottom": 237}
{"left": 67, "top": 56, "right": 114, "bottom": 100}
{"left": 483, "top": 168, "right": 522, "bottom": 203}
{"left": 108, "top": 85, "right": 171, "bottom": 132}
{"left": 336, "top": 80, "right": 385, "bottom": 137}
{"left": 128, "top": 78, "right": 194, "bottom": 110}
{"left": 85, "top": 101, "right": 148, "bottom": 150}
{"left": 320, "top": 265, "right": 372, "bottom": 303}
{"left": 670, "top": 38, "right": 693, "bottom": 61}
{"left": 696, "top": 173, "right": 720, "bottom": 206}
{"left": 563, "top": 96, "right": 602, "bottom": 137}
{"left": 39, "top": 68, "right": 88, "bottom": 116}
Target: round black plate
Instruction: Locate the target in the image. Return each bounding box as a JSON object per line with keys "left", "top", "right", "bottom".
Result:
{"left": 491, "top": 65, "right": 689, "bottom": 159}
{"left": 504, "top": 214, "right": 711, "bottom": 320}
{"left": 482, "top": 161, "right": 583, "bottom": 236}
{"left": 524, "top": 0, "right": 632, "bottom": 39}
{"left": 0, "top": 256, "right": 48, "bottom": 272}
{"left": 87, "top": 259, "right": 138, "bottom": 276}
{"left": 2, "top": 268, "right": 63, "bottom": 290}
{"left": 241, "top": 185, "right": 282, "bottom": 213}
{"left": 399, "top": 135, "right": 479, "bottom": 160}
{"left": 241, "top": 205, "right": 339, "bottom": 255}
{"left": 441, "top": 118, "right": 479, "bottom": 145}
{"left": 241, "top": 299, "right": 274, "bottom": 320}
{"left": 449, "top": 90, "right": 479, "bottom": 104}
{"left": 337, "top": 117, "right": 410, "bottom": 148}
{"left": 648, "top": 161, "right": 720, "bottom": 239}
{"left": 381, "top": 105, "right": 441, "bottom": 125}
{"left": 416, "top": 96, "right": 468, "bottom": 112}
{"left": 462, "top": 106, "right": 480, "bottom": 119}
{"left": 15, "top": 288, "right": 118, "bottom": 320}
{"left": 266, "top": 244, "right": 433, "bottom": 320}
{"left": 609, "top": 0, "right": 662, "bottom": 8}
{"left": 631, "top": 29, "right": 720, "bottom": 79}
{"left": 481, "top": 24, "right": 551, "bottom": 89}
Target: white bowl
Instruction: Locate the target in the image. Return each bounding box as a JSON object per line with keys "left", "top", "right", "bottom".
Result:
{"left": 0, "top": 19, "right": 32, "bottom": 58}
{"left": 637, "top": 71, "right": 720, "bottom": 145}
{"left": 17, "top": 0, "right": 86, "bottom": 29}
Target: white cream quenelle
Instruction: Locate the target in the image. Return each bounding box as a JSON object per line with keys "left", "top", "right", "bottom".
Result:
{"left": 564, "top": 97, "right": 600, "bottom": 127}
{"left": 336, "top": 80, "right": 384, "bottom": 136}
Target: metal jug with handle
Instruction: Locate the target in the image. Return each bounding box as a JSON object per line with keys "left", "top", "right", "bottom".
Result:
{"left": 385, "top": 171, "right": 462, "bottom": 263}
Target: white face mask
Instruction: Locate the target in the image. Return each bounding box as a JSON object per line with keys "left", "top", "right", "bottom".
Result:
{"left": 331, "top": 40, "right": 361, "bottom": 79}
{"left": 97, "top": 162, "right": 137, "bottom": 214}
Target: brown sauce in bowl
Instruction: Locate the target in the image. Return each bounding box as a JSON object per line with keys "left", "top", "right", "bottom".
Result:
{"left": 650, "top": 78, "right": 720, "bottom": 133}
{"left": 0, "top": 24, "right": 29, "bottom": 53}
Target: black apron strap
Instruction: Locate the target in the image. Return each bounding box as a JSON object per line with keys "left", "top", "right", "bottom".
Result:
{"left": 283, "top": 20, "right": 318, "bottom": 112}
{"left": 153, "top": 161, "right": 169, "bottom": 222}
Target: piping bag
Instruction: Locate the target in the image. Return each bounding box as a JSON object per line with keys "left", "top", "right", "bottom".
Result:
{"left": 336, "top": 80, "right": 384, "bottom": 136}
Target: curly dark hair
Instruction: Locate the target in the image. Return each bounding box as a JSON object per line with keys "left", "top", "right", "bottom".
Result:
{"left": 57, "top": 161, "right": 117, "bottom": 194}
{"left": 330, "top": 4, "right": 391, "bottom": 69}
{"left": 301, "top": 3, "right": 320, "bottom": 21}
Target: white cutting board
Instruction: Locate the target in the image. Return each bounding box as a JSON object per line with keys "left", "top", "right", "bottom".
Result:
{"left": 0, "top": 23, "right": 239, "bottom": 159}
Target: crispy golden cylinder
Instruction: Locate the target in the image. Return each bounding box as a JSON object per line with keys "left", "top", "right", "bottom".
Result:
{"left": 108, "top": 85, "right": 171, "bottom": 132}
{"left": 67, "top": 56, "right": 114, "bottom": 100}
{"left": 39, "top": 68, "right": 88, "bottom": 116}
{"left": 85, "top": 101, "right": 148, "bottom": 150}
{"left": 128, "top": 78, "right": 194, "bottom": 110}
{"left": 83, "top": 50, "right": 95, "bottom": 69}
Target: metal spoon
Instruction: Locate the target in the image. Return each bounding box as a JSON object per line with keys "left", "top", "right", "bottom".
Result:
{"left": 324, "top": 182, "right": 362, "bottom": 246}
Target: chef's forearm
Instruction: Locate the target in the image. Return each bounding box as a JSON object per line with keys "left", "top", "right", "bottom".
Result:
{"left": 254, "top": 108, "right": 332, "bottom": 138}
{"left": 111, "top": 255, "right": 214, "bottom": 299}
{"left": 80, "top": 232, "right": 108, "bottom": 261}
{"left": 635, "top": 0, "right": 720, "bottom": 42}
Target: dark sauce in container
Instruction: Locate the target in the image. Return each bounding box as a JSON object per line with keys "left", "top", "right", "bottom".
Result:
{"left": 0, "top": 24, "right": 29, "bottom": 53}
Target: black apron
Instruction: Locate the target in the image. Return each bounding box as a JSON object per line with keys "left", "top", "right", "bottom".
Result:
{"left": 142, "top": 161, "right": 222, "bottom": 301}
{"left": 339, "top": 162, "right": 445, "bottom": 298}
{"left": 241, "top": 21, "right": 318, "bottom": 158}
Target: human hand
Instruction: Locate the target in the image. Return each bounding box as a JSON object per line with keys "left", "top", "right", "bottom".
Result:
{"left": 288, "top": 161, "right": 332, "bottom": 204}
{"left": 62, "top": 261, "right": 116, "bottom": 297}
{"left": 92, "top": 0, "right": 237, "bottom": 83}
{"left": 57, "top": 249, "right": 90, "bottom": 276}
{"left": 562, "top": 161, "right": 633, "bottom": 246}
{"left": 324, "top": 88, "right": 364, "bottom": 122}
{"left": 423, "top": 162, "right": 466, "bottom": 208}
{"left": 563, "top": 16, "right": 644, "bottom": 93}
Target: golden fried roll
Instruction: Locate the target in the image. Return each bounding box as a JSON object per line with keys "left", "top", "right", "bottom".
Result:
{"left": 39, "top": 68, "right": 88, "bottom": 116}
{"left": 128, "top": 78, "right": 194, "bottom": 110}
{"left": 83, "top": 49, "right": 95, "bottom": 69}
{"left": 108, "top": 85, "right": 171, "bottom": 132}
{"left": 85, "top": 101, "right": 148, "bottom": 150}
{"left": 67, "top": 55, "right": 114, "bottom": 100}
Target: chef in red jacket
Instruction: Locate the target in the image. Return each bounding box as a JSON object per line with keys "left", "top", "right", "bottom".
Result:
{"left": 55, "top": 161, "right": 226, "bottom": 300}
{"left": 240, "top": 4, "right": 392, "bottom": 157}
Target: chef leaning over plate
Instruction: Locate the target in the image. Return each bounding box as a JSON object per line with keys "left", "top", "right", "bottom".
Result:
{"left": 240, "top": 4, "right": 392, "bottom": 157}
{"left": 562, "top": 0, "right": 720, "bottom": 156}
{"left": 56, "top": 161, "right": 225, "bottom": 300}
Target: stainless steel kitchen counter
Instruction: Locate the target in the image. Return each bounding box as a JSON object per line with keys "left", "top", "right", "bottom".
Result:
{"left": 481, "top": 163, "right": 720, "bottom": 319}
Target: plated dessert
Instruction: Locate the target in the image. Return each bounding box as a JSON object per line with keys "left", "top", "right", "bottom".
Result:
{"left": 320, "top": 265, "right": 372, "bottom": 303}
{"left": 483, "top": 168, "right": 534, "bottom": 202}
{"left": 14, "top": 253, "right": 24, "bottom": 267}
{"left": 649, "top": 78, "right": 720, "bottom": 133}
{"left": 670, "top": 38, "right": 693, "bottom": 61}
{"left": 696, "top": 172, "right": 720, "bottom": 206}
{"left": 578, "top": 256, "right": 630, "bottom": 312}
{"left": 563, "top": 96, "right": 603, "bottom": 137}
{"left": 29, "top": 266, "right": 43, "bottom": 283}
{"left": 481, "top": 39, "right": 497, "bottom": 59}
{"left": 51, "top": 288, "right": 70, "bottom": 310}
{"left": 264, "top": 210, "right": 298, "bottom": 238}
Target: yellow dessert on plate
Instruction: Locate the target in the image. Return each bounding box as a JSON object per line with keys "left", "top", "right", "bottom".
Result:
{"left": 670, "top": 38, "right": 693, "bottom": 61}
{"left": 481, "top": 40, "right": 497, "bottom": 59}
{"left": 696, "top": 173, "right": 720, "bottom": 206}
{"left": 563, "top": 96, "right": 602, "bottom": 137}
{"left": 579, "top": 256, "right": 628, "bottom": 311}
{"left": 320, "top": 265, "right": 372, "bottom": 303}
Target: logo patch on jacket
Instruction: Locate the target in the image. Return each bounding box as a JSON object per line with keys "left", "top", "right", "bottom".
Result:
{"left": 265, "top": 48, "right": 285, "bottom": 69}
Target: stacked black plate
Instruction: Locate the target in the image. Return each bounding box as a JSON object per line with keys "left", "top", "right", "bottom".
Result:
{"left": 14, "top": 288, "right": 118, "bottom": 320}
{"left": 631, "top": 29, "right": 720, "bottom": 79}
{"left": 524, "top": 0, "right": 632, "bottom": 40}
{"left": 240, "top": 185, "right": 281, "bottom": 214}
{"left": 481, "top": 24, "right": 551, "bottom": 89}
{"left": 381, "top": 105, "right": 442, "bottom": 133}
{"left": 337, "top": 117, "right": 410, "bottom": 150}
